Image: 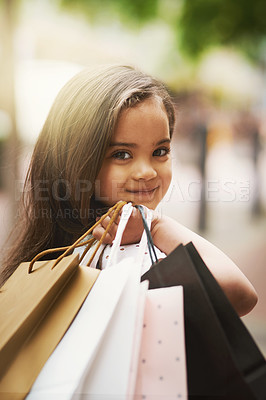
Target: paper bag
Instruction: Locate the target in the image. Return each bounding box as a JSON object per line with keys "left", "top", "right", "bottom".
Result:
{"left": 142, "top": 242, "right": 266, "bottom": 399}
{"left": 0, "top": 256, "right": 100, "bottom": 400}
{"left": 0, "top": 254, "right": 80, "bottom": 376}
{"left": 134, "top": 286, "right": 187, "bottom": 400}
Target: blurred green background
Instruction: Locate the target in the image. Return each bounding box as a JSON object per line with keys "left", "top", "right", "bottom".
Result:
{"left": 0, "top": 0, "right": 265, "bottom": 354}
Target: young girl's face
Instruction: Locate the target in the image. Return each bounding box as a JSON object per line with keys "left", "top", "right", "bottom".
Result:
{"left": 95, "top": 97, "right": 172, "bottom": 210}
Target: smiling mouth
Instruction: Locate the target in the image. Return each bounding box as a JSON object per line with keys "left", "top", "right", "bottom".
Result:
{"left": 126, "top": 187, "right": 158, "bottom": 195}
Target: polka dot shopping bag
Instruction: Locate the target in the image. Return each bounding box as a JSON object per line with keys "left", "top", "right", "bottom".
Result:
{"left": 134, "top": 286, "right": 187, "bottom": 400}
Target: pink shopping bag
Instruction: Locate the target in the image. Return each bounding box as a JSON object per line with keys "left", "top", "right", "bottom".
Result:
{"left": 134, "top": 286, "right": 187, "bottom": 400}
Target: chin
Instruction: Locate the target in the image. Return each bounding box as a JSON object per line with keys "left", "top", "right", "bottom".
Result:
{"left": 130, "top": 200, "right": 159, "bottom": 210}
{"left": 102, "top": 196, "right": 160, "bottom": 210}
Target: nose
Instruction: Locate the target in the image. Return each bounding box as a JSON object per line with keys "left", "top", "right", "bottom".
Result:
{"left": 131, "top": 159, "right": 157, "bottom": 181}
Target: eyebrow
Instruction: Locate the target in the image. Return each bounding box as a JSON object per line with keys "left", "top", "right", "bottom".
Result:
{"left": 109, "top": 138, "right": 171, "bottom": 147}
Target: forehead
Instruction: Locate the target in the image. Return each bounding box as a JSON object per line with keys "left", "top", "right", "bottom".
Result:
{"left": 113, "top": 97, "right": 170, "bottom": 141}
{"left": 122, "top": 96, "right": 167, "bottom": 118}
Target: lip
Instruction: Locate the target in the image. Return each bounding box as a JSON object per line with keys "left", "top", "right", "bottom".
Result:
{"left": 126, "top": 187, "right": 159, "bottom": 194}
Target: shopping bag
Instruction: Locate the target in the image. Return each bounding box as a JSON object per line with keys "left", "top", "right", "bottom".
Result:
{"left": 134, "top": 286, "right": 187, "bottom": 400}
{"left": 0, "top": 256, "right": 100, "bottom": 400}
{"left": 141, "top": 242, "right": 266, "bottom": 399}
{"left": 0, "top": 253, "right": 79, "bottom": 378}
{"left": 27, "top": 203, "right": 148, "bottom": 400}
{"left": 0, "top": 201, "right": 127, "bottom": 400}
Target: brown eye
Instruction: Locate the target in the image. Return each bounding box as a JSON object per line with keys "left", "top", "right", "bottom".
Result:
{"left": 112, "top": 151, "right": 131, "bottom": 160}
{"left": 153, "top": 148, "right": 170, "bottom": 157}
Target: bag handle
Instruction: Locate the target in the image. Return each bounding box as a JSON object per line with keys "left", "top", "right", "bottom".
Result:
{"left": 28, "top": 201, "right": 127, "bottom": 273}
{"left": 106, "top": 203, "right": 154, "bottom": 269}
{"left": 105, "top": 203, "right": 133, "bottom": 268}
{"left": 28, "top": 201, "right": 157, "bottom": 274}
{"left": 134, "top": 205, "right": 158, "bottom": 266}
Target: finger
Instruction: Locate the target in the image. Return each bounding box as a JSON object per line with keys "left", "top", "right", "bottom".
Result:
{"left": 109, "top": 209, "right": 120, "bottom": 223}
{"left": 99, "top": 209, "right": 120, "bottom": 225}
{"left": 92, "top": 226, "right": 113, "bottom": 244}
{"left": 98, "top": 215, "right": 118, "bottom": 238}
{"left": 94, "top": 211, "right": 120, "bottom": 241}
{"left": 131, "top": 206, "right": 143, "bottom": 222}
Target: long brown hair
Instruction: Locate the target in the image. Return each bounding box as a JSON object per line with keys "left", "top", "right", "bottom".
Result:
{"left": 0, "top": 64, "right": 175, "bottom": 285}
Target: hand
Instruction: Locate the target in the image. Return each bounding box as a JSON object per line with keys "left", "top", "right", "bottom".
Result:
{"left": 92, "top": 206, "right": 154, "bottom": 245}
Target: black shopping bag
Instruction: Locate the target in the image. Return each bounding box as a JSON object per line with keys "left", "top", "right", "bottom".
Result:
{"left": 141, "top": 242, "right": 266, "bottom": 400}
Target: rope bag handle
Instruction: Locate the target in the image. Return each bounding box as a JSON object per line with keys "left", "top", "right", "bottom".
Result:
{"left": 134, "top": 205, "right": 158, "bottom": 266}
{"left": 28, "top": 201, "right": 127, "bottom": 273}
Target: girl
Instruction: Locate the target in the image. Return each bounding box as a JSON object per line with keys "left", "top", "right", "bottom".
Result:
{"left": 1, "top": 64, "right": 257, "bottom": 316}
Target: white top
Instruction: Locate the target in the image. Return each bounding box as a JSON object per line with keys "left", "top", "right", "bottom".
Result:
{"left": 74, "top": 241, "right": 166, "bottom": 275}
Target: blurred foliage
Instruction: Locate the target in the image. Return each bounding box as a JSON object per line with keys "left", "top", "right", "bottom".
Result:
{"left": 178, "top": 0, "right": 266, "bottom": 61}
{"left": 59, "top": 0, "right": 266, "bottom": 62}
{"left": 59, "top": 0, "right": 160, "bottom": 26}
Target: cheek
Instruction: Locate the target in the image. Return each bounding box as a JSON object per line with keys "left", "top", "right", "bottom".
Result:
{"left": 162, "top": 163, "right": 172, "bottom": 191}
{"left": 95, "top": 165, "right": 109, "bottom": 195}
{"left": 101, "top": 165, "right": 126, "bottom": 186}
{"left": 96, "top": 164, "right": 126, "bottom": 195}
{"left": 97, "top": 162, "right": 115, "bottom": 183}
